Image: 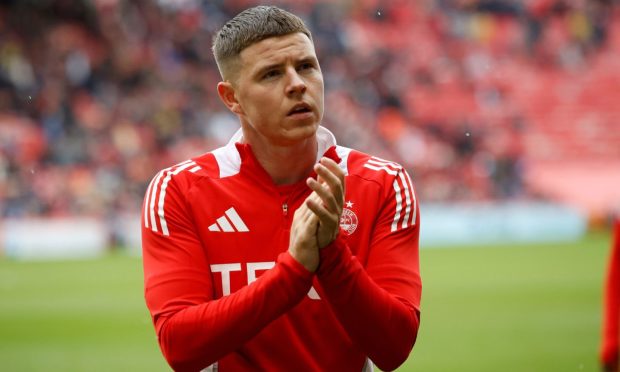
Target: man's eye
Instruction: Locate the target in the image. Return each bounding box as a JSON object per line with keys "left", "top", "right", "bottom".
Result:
{"left": 298, "top": 63, "right": 314, "bottom": 71}
{"left": 263, "top": 70, "right": 280, "bottom": 79}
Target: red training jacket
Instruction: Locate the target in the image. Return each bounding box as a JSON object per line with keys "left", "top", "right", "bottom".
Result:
{"left": 141, "top": 127, "right": 422, "bottom": 371}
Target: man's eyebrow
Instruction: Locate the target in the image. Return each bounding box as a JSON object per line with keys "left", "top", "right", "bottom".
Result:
{"left": 253, "top": 55, "right": 318, "bottom": 77}
{"left": 254, "top": 62, "right": 283, "bottom": 77}
{"left": 299, "top": 56, "right": 319, "bottom": 65}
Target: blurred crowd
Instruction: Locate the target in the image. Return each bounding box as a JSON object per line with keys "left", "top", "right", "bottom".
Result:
{"left": 0, "top": 0, "right": 618, "bottom": 219}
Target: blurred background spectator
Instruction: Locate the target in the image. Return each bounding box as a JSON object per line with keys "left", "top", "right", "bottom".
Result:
{"left": 0, "top": 0, "right": 618, "bottom": 229}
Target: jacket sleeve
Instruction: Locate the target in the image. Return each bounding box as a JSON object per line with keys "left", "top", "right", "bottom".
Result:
{"left": 600, "top": 219, "right": 620, "bottom": 370}
{"left": 141, "top": 173, "right": 313, "bottom": 372}
{"left": 316, "top": 167, "right": 421, "bottom": 371}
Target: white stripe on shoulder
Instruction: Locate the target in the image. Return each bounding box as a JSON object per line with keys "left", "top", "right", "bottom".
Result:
{"left": 398, "top": 171, "right": 412, "bottom": 229}
{"left": 391, "top": 168, "right": 417, "bottom": 231}
{"left": 157, "top": 161, "right": 198, "bottom": 236}
{"left": 148, "top": 169, "right": 165, "bottom": 231}
{"left": 391, "top": 175, "right": 404, "bottom": 232}
{"left": 212, "top": 142, "right": 241, "bottom": 178}
{"left": 363, "top": 156, "right": 402, "bottom": 175}
{"left": 143, "top": 159, "right": 198, "bottom": 236}
{"left": 148, "top": 159, "right": 192, "bottom": 232}
{"left": 364, "top": 163, "right": 399, "bottom": 176}
{"left": 367, "top": 158, "right": 401, "bottom": 170}
{"left": 402, "top": 169, "right": 417, "bottom": 226}
{"left": 335, "top": 146, "right": 352, "bottom": 176}
{"left": 143, "top": 174, "right": 158, "bottom": 229}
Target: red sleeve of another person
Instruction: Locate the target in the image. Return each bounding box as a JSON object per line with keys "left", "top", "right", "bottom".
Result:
{"left": 316, "top": 167, "right": 422, "bottom": 371}
{"left": 141, "top": 171, "right": 313, "bottom": 372}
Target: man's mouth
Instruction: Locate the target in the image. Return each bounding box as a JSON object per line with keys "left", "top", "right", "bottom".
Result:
{"left": 288, "top": 103, "right": 312, "bottom": 116}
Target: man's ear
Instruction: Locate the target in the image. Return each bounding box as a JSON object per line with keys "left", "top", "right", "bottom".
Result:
{"left": 217, "top": 81, "right": 244, "bottom": 115}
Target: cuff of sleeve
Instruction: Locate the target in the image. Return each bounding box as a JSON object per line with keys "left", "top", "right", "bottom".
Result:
{"left": 317, "top": 234, "right": 351, "bottom": 277}
{"left": 277, "top": 251, "right": 315, "bottom": 283}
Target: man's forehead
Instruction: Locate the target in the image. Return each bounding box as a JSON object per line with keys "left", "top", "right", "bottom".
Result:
{"left": 240, "top": 33, "right": 316, "bottom": 66}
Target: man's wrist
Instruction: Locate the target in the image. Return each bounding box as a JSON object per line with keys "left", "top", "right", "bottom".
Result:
{"left": 288, "top": 248, "right": 319, "bottom": 273}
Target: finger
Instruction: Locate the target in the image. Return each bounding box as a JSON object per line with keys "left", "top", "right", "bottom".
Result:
{"left": 304, "top": 194, "right": 324, "bottom": 220}
{"left": 306, "top": 190, "right": 322, "bottom": 203}
{"left": 307, "top": 177, "right": 339, "bottom": 213}
{"left": 320, "top": 158, "right": 345, "bottom": 190}
{"left": 320, "top": 157, "right": 345, "bottom": 181}
{"left": 305, "top": 193, "right": 325, "bottom": 221}
{"left": 306, "top": 197, "right": 338, "bottom": 227}
{"left": 304, "top": 192, "right": 324, "bottom": 216}
{"left": 314, "top": 163, "right": 339, "bottom": 187}
{"left": 314, "top": 162, "right": 344, "bottom": 206}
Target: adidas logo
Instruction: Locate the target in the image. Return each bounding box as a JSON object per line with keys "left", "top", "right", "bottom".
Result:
{"left": 208, "top": 207, "right": 249, "bottom": 232}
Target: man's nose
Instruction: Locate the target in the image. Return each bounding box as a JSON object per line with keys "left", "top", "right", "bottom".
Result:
{"left": 285, "top": 69, "right": 307, "bottom": 96}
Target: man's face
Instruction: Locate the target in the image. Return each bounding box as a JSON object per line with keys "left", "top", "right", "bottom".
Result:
{"left": 232, "top": 32, "right": 324, "bottom": 146}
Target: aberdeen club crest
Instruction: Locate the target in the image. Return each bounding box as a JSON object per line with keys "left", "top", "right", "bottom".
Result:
{"left": 340, "top": 201, "right": 358, "bottom": 235}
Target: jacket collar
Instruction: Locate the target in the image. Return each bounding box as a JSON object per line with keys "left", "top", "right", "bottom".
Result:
{"left": 227, "top": 125, "right": 338, "bottom": 163}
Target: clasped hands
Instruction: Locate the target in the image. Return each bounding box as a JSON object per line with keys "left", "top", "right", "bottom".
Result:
{"left": 289, "top": 157, "right": 345, "bottom": 272}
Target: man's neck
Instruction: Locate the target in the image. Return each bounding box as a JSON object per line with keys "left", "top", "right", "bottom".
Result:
{"left": 241, "top": 130, "right": 318, "bottom": 186}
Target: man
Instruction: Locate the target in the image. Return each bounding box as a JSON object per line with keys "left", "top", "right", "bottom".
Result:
{"left": 142, "top": 6, "right": 421, "bottom": 371}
